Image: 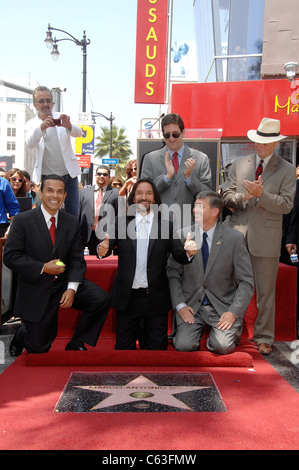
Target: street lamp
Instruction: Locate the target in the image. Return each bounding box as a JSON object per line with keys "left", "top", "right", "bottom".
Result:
{"left": 44, "top": 23, "right": 90, "bottom": 112}
{"left": 92, "top": 111, "right": 115, "bottom": 159}
{"left": 284, "top": 62, "right": 298, "bottom": 81}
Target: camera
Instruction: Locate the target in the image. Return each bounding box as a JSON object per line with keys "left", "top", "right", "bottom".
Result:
{"left": 52, "top": 118, "right": 61, "bottom": 126}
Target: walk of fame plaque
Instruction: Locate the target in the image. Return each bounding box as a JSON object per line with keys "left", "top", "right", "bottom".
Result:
{"left": 54, "top": 372, "right": 226, "bottom": 413}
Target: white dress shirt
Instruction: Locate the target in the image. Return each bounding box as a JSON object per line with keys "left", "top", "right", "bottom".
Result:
{"left": 132, "top": 210, "right": 154, "bottom": 289}
{"left": 40, "top": 204, "right": 79, "bottom": 292}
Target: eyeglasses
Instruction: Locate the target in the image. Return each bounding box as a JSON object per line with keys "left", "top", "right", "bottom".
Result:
{"left": 162, "top": 132, "right": 182, "bottom": 139}
{"left": 10, "top": 177, "right": 24, "bottom": 183}
{"left": 35, "top": 99, "right": 52, "bottom": 104}
{"left": 96, "top": 172, "right": 109, "bottom": 177}
{"left": 112, "top": 182, "right": 122, "bottom": 187}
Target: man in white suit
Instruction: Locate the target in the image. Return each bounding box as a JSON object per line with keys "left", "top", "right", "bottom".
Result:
{"left": 140, "top": 113, "right": 211, "bottom": 228}
{"left": 222, "top": 118, "right": 296, "bottom": 355}
{"left": 25, "top": 86, "right": 82, "bottom": 217}
{"left": 167, "top": 190, "right": 254, "bottom": 354}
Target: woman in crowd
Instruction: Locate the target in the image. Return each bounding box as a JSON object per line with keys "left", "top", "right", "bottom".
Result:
{"left": 118, "top": 160, "right": 137, "bottom": 197}
{"left": 6, "top": 168, "right": 35, "bottom": 209}
{"left": 6, "top": 168, "right": 27, "bottom": 197}
{"left": 110, "top": 176, "right": 124, "bottom": 190}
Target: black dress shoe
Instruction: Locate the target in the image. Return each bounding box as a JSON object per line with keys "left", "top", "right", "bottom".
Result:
{"left": 9, "top": 334, "right": 24, "bottom": 357}
{"left": 65, "top": 341, "right": 87, "bottom": 351}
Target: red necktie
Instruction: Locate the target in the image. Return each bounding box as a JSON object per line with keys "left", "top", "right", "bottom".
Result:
{"left": 255, "top": 159, "right": 263, "bottom": 180}
{"left": 93, "top": 187, "right": 103, "bottom": 230}
{"left": 49, "top": 216, "right": 56, "bottom": 245}
{"left": 172, "top": 152, "right": 179, "bottom": 173}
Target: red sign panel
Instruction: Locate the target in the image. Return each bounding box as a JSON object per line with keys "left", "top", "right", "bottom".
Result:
{"left": 76, "top": 155, "right": 91, "bottom": 168}
{"left": 135, "top": 0, "right": 169, "bottom": 104}
{"left": 171, "top": 79, "right": 299, "bottom": 138}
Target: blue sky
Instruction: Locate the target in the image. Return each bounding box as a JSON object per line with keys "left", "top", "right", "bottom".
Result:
{"left": 0, "top": 0, "right": 196, "bottom": 156}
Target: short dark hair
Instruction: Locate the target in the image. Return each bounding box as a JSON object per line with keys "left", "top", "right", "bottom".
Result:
{"left": 127, "top": 178, "right": 162, "bottom": 206}
{"left": 161, "top": 113, "right": 185, "bottom": 133}
{"left": 196, "top": 190, "right": 224, "bottom": 218}
{"left": 96, "top": 165, "right": 110, "bottom": 176}
{"left": 40, "top": 174, "right": 66, "bottom": 192}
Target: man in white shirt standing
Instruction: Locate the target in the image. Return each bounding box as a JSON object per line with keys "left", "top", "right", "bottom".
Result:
{"left": 222, "top": 118, "right": 296, "bottom": 355}
{"left": 25, "top": 86, "right": 82, "bottom": 217}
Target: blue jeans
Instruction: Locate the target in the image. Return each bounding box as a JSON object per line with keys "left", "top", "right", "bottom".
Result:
{"left": 61, "top": 174, "right": 79, "bottom": 217}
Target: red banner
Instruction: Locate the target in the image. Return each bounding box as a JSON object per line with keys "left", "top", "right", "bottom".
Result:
{"left": 134, "top": 0, "right": 169, "bottom": 104}
{"left": 171, "top": 79, "right": 299, "bottom": 138}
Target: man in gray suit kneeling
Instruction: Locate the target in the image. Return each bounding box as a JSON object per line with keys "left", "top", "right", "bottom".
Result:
{"left": 167, "top": 190, "right": 254, "bottom": 354}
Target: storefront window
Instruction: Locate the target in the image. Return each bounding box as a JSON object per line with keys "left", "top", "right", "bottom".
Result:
{"left": 227, "top": 0, "right": 264, "bottom": 81}
{"left": 194, "top": 0, "right": 265, "bottom": 82}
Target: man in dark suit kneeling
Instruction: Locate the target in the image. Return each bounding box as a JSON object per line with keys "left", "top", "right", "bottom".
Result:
{"left": 97, "top": 179, "right": 197, "bottom": 350}
{"left": 4, "top": 174, "right": 111, "bottom": 356}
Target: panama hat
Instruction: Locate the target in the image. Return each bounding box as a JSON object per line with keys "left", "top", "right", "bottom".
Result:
{"left": 247, "top": 118, "right": 287, "bottom": 144}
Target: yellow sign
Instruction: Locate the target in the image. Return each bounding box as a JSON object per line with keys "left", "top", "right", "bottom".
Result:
{"left": 75, "top": 125, "right": 95, "bottom": 155}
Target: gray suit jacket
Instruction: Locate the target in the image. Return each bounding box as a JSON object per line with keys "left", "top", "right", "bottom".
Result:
{"left": 79, "top": 184, "right": 119, "bottom": 245}
{"left": 141, "top": 144, "right": 211, "bottom": 225}
{"left": 167, "top": 222, "right": 254, "bottom": 320}
{"left": 222, "top": 152, "right": 296, "bottom": 257}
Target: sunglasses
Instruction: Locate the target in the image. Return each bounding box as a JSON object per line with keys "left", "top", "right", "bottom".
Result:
{"left": 96, "top": 172, "right": 109, "bottom": 177}
{"left": 35, "top": 99, "right": 52, "bottom": 104}
{"left": 112, "top": 182, "right": 122, "bottom": 187}
{"left": 10, "top": 177, "right": 24, "bottom": 183}
{"left": 163, "top": 132, "right": 182, "bottom": 139}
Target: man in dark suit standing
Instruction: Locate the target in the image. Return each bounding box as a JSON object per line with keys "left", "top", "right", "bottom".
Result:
{"left": 79, "top": 165, "right": 119, "bottom": 254}
{"left": 4, "top": 175, "right": 110, "bottom": 356}
{"left": 140, "top": 113, "right": 211, "bottom": 227}
{"left": 97, "top": 179, "right": 197, "bottom": 350}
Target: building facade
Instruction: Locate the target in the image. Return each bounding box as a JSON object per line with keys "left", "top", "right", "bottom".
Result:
{"left": 0, "top": 81, "right": 36, "bottom": 175}
{"left": 169, "top": 0, "right": 299, "bottom": 182}
{"left": 194, "top": 0, "right": 265, "bottom": 83}
{"left": 0, "top": 101, "right": 35, "bottom": 174}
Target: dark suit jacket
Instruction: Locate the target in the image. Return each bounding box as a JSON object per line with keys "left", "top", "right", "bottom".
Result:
{"left": 3, "top": 206, "right": 86, "bottom": 323}
{"left": 104, "top": 213, "right": 191, "bottom": 314}
{"left": 79, "top": 184, "right": 119, "bottom": 246}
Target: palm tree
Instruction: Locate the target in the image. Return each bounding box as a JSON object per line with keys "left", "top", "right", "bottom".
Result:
{"left": 94, "top": 125, "right": 133, "bottom": 177}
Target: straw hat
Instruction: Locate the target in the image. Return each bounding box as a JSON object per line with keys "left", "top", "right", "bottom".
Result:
{"left": 247, "top": 118, "right": 287, "bottom": 144}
